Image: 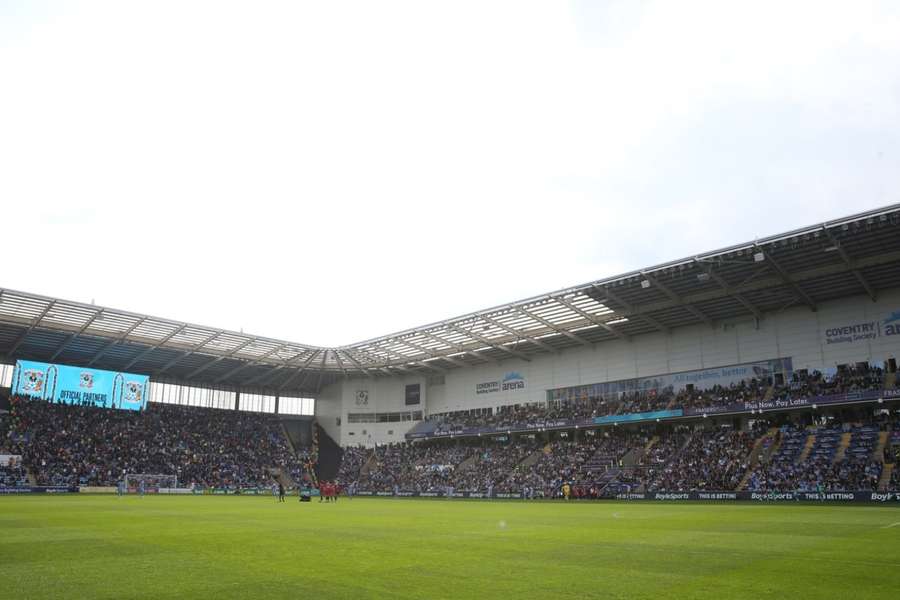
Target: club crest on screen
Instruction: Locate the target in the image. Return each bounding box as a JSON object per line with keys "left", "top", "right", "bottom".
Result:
{"left": 124, "top": 381, "right": 143, "bottom": 403}
{"left": 23, "top": 369, "right": 45, "bottom": 393}
{"left": 80, "top": 372, "right": 94, "bottom": 390}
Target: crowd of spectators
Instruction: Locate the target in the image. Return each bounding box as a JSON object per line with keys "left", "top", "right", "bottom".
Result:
{"left": 6, "top": 396, "right": 305, "bottom": 488}
{"left": 747, "top": 421, "right": 885, "bottom": 492}
{"left": 777, "top": 366, "right": 885, "bottom": 400}
{"left": 676, "top": 380, "right": 767, "bottom": 411}
{"left": 0, "top": 454, "right": 27, "bottom": 488}
{"left": 338, "top": 410, "right": 900, "bottom": 496}
{"left": 424, "top": 366, "right": 888, "bottom": 436}
{"left": 336, "top": 446, "right": 369, "bottom": 486}
{"left": 644, "top": 429, "right": 755, "bottom": 492}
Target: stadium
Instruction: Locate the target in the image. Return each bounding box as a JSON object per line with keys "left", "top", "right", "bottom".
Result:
{"left": 4, "top": 2, "right": 900, "bottom": 598}
{"left": 3, "top": 204, "right": 900, "bottom": 598}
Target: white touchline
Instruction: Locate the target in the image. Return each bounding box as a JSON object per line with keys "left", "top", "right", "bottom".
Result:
{"left": 881, "top": 522, "right": 900, "bottom": 529}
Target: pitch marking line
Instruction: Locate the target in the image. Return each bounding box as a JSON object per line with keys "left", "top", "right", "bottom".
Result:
{"left": 882, "top": 522, "right": 900, "bottom": 529}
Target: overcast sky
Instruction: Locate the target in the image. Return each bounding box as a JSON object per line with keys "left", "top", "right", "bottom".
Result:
{"left": 1, "top": 1, "right": 898, "bottom": 347}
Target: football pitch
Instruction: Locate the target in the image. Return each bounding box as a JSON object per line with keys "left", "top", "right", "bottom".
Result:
{"left": 1, "top": 496, "right": 899, "bottom": 599}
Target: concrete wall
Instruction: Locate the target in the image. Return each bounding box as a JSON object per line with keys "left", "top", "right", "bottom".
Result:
{"left": 317, "top": 290, "right": 900, "bottom": 446}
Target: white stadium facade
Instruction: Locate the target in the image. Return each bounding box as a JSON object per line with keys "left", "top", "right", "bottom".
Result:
{"left": 2, "top": 204, "right": 900, "bottom": 449}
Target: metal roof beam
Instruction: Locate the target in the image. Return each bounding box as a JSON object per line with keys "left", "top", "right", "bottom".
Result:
{"left": 595, "top": 248, "right": 900, "bottom": 324}
{"left": 447, "top": 324, "right": 532, "bottom": 362}
{"left": 214, "top": 343, "right": 292, "bottom": 383}
{"left": 48, "top": 309, "right": 105, "bottom": 361}
{"left": 350, "top": 346, "right": 416, "bottom": 373}
{"left": 277, "top": 349, "right": 324, "bottom": 392}
{"left": 477, "top": 313, "right": 560, "bottom": 352}
{"left": 639, "top": 271, "right": 714, "bottom": 328}
{"left": 7, "top": 300, "right": 57, "bottom": 356}
{"left": 394, "top": 337, "right": 469, "bottom": 368}
{"left": 412, "top": 360, "right": 447, "bottom": 373}
{"left": 694, "top": 259, "right": 762, "bottom": 320}
{"left": 332, "top": 349, "right": 349, "bottom": 379}
{"left": 418, "top": 330, "right": 493, "bottom": 364}
{"left": 822, "top": 227, "right": 877, "bottom": 302}
{"left": 121, "top": 324, "right": 188, "bottom": 370}
{"left": 364, "top": 338, "right": 452, "bottom": 372}
{"left": 754, "top": 245, "right": 817, "bottom": 311}
{"left": 155, "top": 330, "right": 225, "bottom": 374}
{"left": 516, "top": 307, "right": 591, "bottom": 347}
{"left": 352, "top": 346, "right": 414, "bottom": 370}
{"left": 594, "top": 287, "right": 669, "bottom": 333}
{"left": 339, "top": 350, "right": 376, "bottom": 377}
{"left": 315, "top": 350, "right": 329, "bottom": 393}
{"left": 184, "top": 337, "right": 258, "bottom": 379}
{"left": 240, "top": 349, "right": 318, "bottom": 386}
{"left": 551, "top": 296, "right": 629, "bottom": 340}
{"left": 86, "top": 317, "right": 149, "bottom": 366}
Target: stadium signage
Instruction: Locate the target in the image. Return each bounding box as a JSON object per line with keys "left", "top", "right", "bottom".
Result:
{"left": 406, "top": 417, "right": 598, "bottom": 440}
{"left": 685, "top": 388, "right": 897, "bottom": 418}
{"left": 0, "top": 486, "right": 78, "bottom": 494}
{"left": 476, "top": 381, "right": 500, "bottom": 395}
{"left": 594, "top": 409, "right": 683, "bottom": 425}
{"left": 612, "top": 491, "right": 900, "bottom": 503}
{"left": 476, "top": 372, "right": 526, "bottom": 395}
{"left": 351, "top": 490, "right": 526, "bottom": 499}
{"left": 408, "top": 389, "right": 897, "bottom": 440}
{"left": 653, "top": 493, "right": 690, "bottom": 501}
{"left": 749, "top": 492, "right": 795, "bottom": 501}
{"left": 549, "top": 358, "right": 792, "bottom": 402}
{"left": 347, "top": 490, "right": 900, "bottom": 502}
{"left": 11, "top": 360, "right": 149, "bottom": 411}
{"left": 822, "top": 309, "right": 900, "bottom": 345}
{"left": 696, "top": 492, "right": 738, "bottom": 500}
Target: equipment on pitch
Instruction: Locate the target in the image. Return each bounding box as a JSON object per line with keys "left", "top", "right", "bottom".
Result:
{"left": 124, "top": 473, "right": 177, "bottom": 493}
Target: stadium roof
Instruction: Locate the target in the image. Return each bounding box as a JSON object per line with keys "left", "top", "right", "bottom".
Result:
{"left": 2, "top": 203, "right": 900, "bottom": 394}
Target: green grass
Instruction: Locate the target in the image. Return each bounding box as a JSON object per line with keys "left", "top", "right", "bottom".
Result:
{"left": 1, "top": 496, "right": 899, "bottom": 599}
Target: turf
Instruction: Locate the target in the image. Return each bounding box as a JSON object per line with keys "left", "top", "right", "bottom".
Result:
{"left": 1, "top": 496, "right": 899, "bottom": 599}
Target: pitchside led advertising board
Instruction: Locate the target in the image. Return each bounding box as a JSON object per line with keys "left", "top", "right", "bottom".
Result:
{"left": 11, "top": 360, "right": 149, "bottom": 411}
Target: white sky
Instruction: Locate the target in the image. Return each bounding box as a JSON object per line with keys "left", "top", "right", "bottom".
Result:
{"left": 1, "top": 0, "right": 898, "bottom": 347}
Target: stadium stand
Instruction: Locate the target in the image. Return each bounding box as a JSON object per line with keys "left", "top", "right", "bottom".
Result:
{"left": 5, "top": 396, "right": 309, "bottom": 489}
{"left": 1, "top": 207, "right": 900, "bottom": 500}
{"left": 3, "top": 359, "right": 897, "bottom": 497}
{"left": 330, "top": 409, "right": 900, "bottom": 497}
{"left": 643, "top": 428, "right": 755, "bottom": 492}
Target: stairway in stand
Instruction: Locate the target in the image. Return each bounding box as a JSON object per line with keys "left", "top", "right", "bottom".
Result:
{"left": 878, "top": 463, "right": 895, "bottom": 492}
{"left": 454, "top": 452, "right": 479, "bottom": 473}
{"left": 519, "top": 446, "right": 547, "bottom": 468}
{"left": 762, "top": 431, "right": 783, "bottom": 463}
{"left": 874, "top": 431, "right": 890, "bottom": 461}
{"left": 833, "top": 432, "right": 853, "bottom": 463}
{"left": 281, "top": 422, "right": 298, "bottom": 455}
{"left": 737, "top": 427, "right": 778, "bottom": 491}
{"left": 270, "top": 466, "right": 295, "bottom": 489}
{"left": 796, "top": 431, "right": 817, "bottom": 464}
